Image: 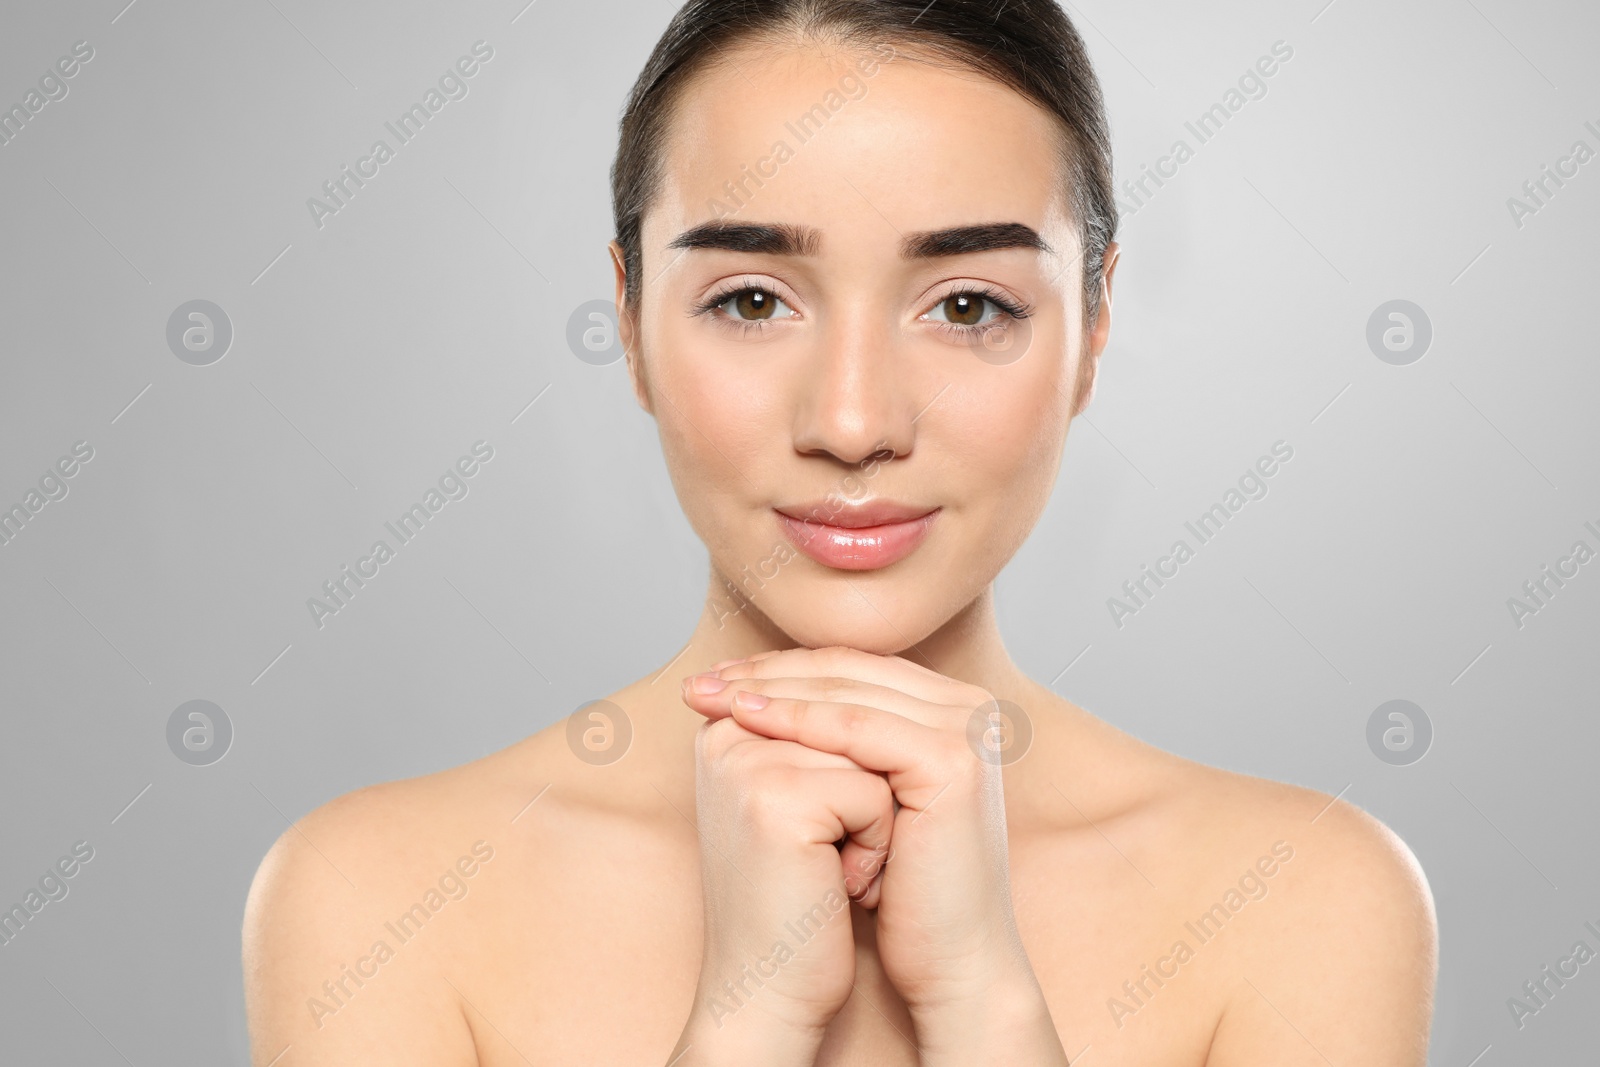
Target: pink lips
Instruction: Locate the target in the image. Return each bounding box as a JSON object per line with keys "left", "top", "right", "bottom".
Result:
{"left": 774, "top": 502, "right": 941, "bottom": 571}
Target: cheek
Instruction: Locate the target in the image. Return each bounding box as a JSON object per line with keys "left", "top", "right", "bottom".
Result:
{"left": 645, "top": 322, "right": 784, "bottom": 530}
{"left": 938, "top": 365, "right": 1071, "bottom": 563}
{"left": 964, "top": 347, "right": 1073, "bottom": 475}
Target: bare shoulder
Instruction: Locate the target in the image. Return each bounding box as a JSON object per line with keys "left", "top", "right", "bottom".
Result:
{"left": 1157, "top": 755, "right": 1434, "bottom": 901}
{"left": 1147, "top": 754, "right": 1439, "bottom": 1064}
{"left": 241, "top": 728, "right": 572, "bottom": 1066}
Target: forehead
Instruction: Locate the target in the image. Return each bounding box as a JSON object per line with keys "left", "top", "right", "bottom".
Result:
{"left": 651, "top": 40, "right": 1073, "bottom": 251}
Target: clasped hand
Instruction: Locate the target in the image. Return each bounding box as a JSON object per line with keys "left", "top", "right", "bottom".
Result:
{"left": 679, "top": 645, "right": 1065, "bottom": 1064}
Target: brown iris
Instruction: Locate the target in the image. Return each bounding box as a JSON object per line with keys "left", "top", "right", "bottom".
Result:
{"left": 943, "top": 294, "right": 985, "bottom": 325}
{"left": 734, "top": 290, "right": 776, "bottom": 320}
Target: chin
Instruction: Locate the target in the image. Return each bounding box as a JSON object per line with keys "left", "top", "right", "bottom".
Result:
{"left": 779, "top": 619, "right": 922, "bottom": 657}
{"left": 751, "top": 581, "right": 949, "bottom": 657}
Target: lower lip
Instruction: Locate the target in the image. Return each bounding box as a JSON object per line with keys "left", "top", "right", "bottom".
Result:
{"left": 775, "top": 508, "right": 940, "bottom": 571}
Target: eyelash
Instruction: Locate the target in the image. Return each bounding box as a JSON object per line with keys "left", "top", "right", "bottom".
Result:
{"left": 691, "top": 279, "right": 1033, "bottom": 338}
{"left": 925, "top": 283, "right": 1033, "bottom": 341}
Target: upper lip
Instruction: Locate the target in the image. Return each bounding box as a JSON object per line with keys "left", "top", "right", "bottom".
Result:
{"left": 774, "top": 499, "right": 940, "bottom": 530}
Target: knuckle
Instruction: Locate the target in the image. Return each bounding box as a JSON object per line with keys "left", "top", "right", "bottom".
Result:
{"left": 817, "top": 676, "right": 855, "bottom": 703}
{"left": 837, "top": 702, "right": 870, "bottom": 732}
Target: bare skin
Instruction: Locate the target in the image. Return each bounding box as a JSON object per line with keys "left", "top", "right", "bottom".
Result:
{"left": 244, "top": 38, "right": 1437, "bottom": 1066}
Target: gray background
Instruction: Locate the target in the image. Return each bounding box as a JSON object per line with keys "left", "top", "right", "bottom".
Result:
{"left": 0, "top": 0, "right": 1595, "bottom": 1062}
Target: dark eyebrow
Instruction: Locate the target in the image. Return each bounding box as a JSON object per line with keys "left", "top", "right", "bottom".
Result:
{"left": 901, "top": 222, "right": 1054, "bottom": 259}
{"left": 664, "top": 220, "right": 1053, "bottom": 259}
{"left": 665, "top": 221, "right": 819, "bottom": 256}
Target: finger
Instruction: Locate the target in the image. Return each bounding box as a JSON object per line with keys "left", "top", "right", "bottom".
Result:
{"left": 806, "top": 767, "right": 895, "bottom": 871}
{"left": 839, "top": 835, "right": 890, "bottom": 902}
{"left": 729, "top": 694, "right": 963, "bottom": 807}
{"left": 728, "top": 732, "right": 877, "bottom": 774}
{"left": 700, "top": 716, "right": 867, "bottom": 774}
{"left": 856, "top": 866, "right": 885, "bottom": 910}
{"left": 685, "top": 673, "right": 952, "bottom": 729}
{"left": 719, "top": 646, "right": 986, "bottom": 709}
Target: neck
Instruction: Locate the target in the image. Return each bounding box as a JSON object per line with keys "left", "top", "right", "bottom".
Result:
{"left": 626, "top": 572, "right": 1077, "bottom": 825}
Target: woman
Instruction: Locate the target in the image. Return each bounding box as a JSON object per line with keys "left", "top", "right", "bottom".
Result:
{"left": 243, "top": 1, "right": 1438, "bottom": 1063}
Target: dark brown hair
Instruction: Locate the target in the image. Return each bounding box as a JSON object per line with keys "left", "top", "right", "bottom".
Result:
{"left": 610, "top": 0, "right": 1117, "bottom": 331}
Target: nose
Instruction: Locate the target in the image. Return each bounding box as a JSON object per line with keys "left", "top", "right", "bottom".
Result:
{"left": 790, "top": 309, "right": 916, "bottom": 466}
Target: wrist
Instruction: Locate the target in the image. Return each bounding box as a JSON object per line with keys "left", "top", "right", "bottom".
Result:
{"left": 674, "top": 983, "right": 830, "bottom": 1067}
{"left": 910, "top": 972, "right": 1066, "bottom": 1066}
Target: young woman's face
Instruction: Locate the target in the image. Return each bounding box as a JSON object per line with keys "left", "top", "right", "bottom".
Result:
{"left": 612, "top": 40, "right": 1116, "bottom": 654}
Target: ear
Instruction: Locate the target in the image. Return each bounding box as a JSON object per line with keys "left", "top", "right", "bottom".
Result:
{"left": 1072, "top": 240, "right": 1120, "bottom": 418}
{"left": 609, "top": 239, "right": 654, "bottom": 416}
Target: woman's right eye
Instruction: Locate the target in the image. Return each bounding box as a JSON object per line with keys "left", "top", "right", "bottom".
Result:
{"left": 708, "top": 287, "right": 796, "bottom": 322}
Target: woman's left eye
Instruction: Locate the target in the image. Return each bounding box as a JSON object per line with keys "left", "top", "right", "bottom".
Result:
{"left": 923, "top": 291, "right": 1023, "bottom": 329}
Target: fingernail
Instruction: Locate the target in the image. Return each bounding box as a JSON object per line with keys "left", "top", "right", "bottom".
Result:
{"left": 732, "top": 690, "right": 769, "bottom": 710}
{"left": 708, "top": 657, "right": 746, "bottom": 671}
{"left": 691, "top": 674, "right": 728, "bottom": 694}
